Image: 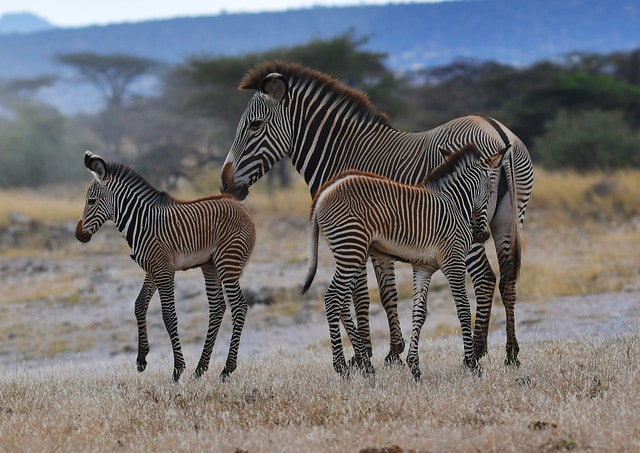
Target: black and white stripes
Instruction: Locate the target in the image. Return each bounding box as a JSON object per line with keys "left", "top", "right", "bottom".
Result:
{"left": 303, "top": 144, "right": 506, "bottom": 378}
{"left": 76, "top": 151, "right": 255, "bottom": 381}
{"left": 222, "top": 62, "right": 533, "bottom": 367}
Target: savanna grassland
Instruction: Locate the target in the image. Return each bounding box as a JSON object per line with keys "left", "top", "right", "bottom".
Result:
{"left": 0, "top": 169, "right": 639, "bottom": 452}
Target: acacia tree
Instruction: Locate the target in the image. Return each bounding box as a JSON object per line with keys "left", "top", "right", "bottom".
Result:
{"left": 57, "top": 52, "right": 160, "bottom": 158}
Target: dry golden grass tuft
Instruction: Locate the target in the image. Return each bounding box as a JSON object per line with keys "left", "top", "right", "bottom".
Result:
{"left": 1, "top": 335, "right": 639, "bottom": 452}
{"left": 0, "top": 187, "right": 85, "bottom": 227}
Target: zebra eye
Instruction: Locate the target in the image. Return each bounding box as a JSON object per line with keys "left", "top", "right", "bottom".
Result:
{"left": 248, "top": 120, "right": 263, "bottom": 132}
{"left": 87, "top": 198, "right": 97, "bottom": 206}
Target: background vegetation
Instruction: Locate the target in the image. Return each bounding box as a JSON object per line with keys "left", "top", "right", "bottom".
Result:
{"left": 1, "top": 34, "right": 640, "bottom": 190}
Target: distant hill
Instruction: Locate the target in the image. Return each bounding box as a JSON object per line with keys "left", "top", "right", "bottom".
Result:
{"left": 1, "top": 0, "right": 639, "bottom": 112}
{"left": 0, "top": 12, "right": 53, "bottom": 34}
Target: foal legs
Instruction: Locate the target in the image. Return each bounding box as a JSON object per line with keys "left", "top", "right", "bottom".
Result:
{"left": 135, "top": 273, "right": 157, "bottom": 373}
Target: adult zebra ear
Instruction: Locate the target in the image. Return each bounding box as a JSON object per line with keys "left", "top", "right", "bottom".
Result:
{"left": 84, "top": 151, "right": 108, "bottom": 181}
{"left": 260, "top": 73, "right": 288, "bottom": 103}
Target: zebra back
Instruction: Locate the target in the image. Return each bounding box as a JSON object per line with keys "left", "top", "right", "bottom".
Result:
{"left": 304, "top": 144, "right": 504, "bottom": 291}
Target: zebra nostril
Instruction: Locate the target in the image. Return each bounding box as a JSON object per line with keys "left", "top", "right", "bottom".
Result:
{"left": 75, "top": 220, "right": 92, "bottom": 243}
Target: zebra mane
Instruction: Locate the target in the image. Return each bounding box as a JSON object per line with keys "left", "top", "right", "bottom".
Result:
{"left": 240, "top": 61, "right": 390, "bottom": 126}
{"left": 104, "top": 161, "right": 169, "bottom": 203}
{"left": 422, "top": 143, "right": 482, "bottom": 187}
{"left": 104, "top": 161, "right": 234, "bottom": 205}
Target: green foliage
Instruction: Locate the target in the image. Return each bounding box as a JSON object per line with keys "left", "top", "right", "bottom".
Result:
{"left": 171, "top": 32, "right": 403, "bottom": 128}
{"left": 0, "top": 101, "right": 84, "bottom": 187}
{"left": 533, "top": 109, "right": 640, "bottom": 170}
{"left": 4, "top": 39, "right": 640, "bottom": 189}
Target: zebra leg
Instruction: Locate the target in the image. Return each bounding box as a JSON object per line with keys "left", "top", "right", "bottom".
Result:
{"left": 156, "top": 272, "right": 186, "bottom": 382}
{"left": 193, "top": 264, "right": 226, "bottom": 379}
{"left": 220, "top": 278, "right": 248, "bottom": 381}
{"left": 324, "top": 269, "right": 357, "bottom": 377}
{"left": 465, "top": 242, "right": 497, "bottom": 362}
{"left": 500, "top": 275, "right": 520, "bottom": 366}
{"left": 135, "top": 273, "right": 157, "bottom": 373}
{"left": 371, "top": 254, "right": 405, "bottom": 366}
{"left": 407, "top": 268, "right": 431, "bottom": 381}
{"left": 492, "top": 204, "right": 522, "bottom": 366}
{"left": 340, "top": 297, "right": 374, "bottom": 375}
{"left": 442, "top": 262, "right": 478, "bottom": 371}
{"left": 349, "top": 268, "right": 372, "bottom": 362}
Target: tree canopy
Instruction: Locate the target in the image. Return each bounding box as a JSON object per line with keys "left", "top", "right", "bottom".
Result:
{"left": 2, "top": 39, "right": 640, "bottom": 188}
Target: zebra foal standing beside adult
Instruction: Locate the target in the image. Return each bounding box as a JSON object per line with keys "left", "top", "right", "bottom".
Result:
{"left": 220, "top": 61, "right": 533, "bottom": 367}
{"left": 302, "top": 143, "right": 507, "bottom": 379}
{"left": 76, "top": 151, "right": 255, "bottom": 381}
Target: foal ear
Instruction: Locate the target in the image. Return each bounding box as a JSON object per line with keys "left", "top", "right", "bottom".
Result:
{"left": 84, "top": 151, "right": 108, "bottom": 181}
{"left": 438, "top": 146, "right": 455, "bottom": 161}
{"left": 485, "top": 143, "right": 512, "bottom": 168}
{"left": 260, "top": 73, "right": 288, "bottom": 103}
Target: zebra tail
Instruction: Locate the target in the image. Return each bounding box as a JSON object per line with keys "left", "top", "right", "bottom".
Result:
{"left": 301, "top": 208, "right": 320, "bottom": 295}
{"left": 503, "top": 146, "right": 524, "bottom": 281}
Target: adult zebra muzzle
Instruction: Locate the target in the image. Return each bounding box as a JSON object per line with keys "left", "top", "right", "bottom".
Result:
{"left": 75, "top": 220, "right": 92, "bottom": 243}
{"left": 220, "top": 162, "right": 249, "bottom": 200}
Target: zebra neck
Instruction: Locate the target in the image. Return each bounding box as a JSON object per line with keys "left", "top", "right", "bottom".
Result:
{"left": 428, "top": 170, "right": 479, "bottom": 219}
{"left": 113, "top": 188, "right": 164, "bottom": 251}
{"left": 291, "top": 119, "right": 405, "bottom": 197}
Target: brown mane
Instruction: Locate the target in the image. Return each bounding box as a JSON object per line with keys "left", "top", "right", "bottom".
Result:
{"left": 422, "top": 143, "right": 482, "bottom": 186}
{"left": 240, "top": 61, "right": 390, "bottom": 126}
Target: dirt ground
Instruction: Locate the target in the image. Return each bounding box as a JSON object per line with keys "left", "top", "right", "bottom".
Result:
{"left": 1, "top": 220, "right": 639, "bottom": 376}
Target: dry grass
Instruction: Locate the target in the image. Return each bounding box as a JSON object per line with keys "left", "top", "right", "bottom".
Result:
{"left": 0, "top": 335, "right": 639, "bottom": 452}
{"left": 0, "top": 187, "right": 85, "bottom": 227}
{"left": 1, "top": 168, "right": 639, "bottom": 452}
{"left": 518, "top": 169, "right": 640, "bottom": 301}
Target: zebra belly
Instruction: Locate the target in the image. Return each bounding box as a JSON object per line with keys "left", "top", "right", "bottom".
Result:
{"left": 175, "top": 251, "right": 213, "bottom": 271}
{"left": 371, "top": 239, "right": 439, "bottom": 266}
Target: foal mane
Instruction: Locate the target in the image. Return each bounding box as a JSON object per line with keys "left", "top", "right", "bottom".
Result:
{"left": 422, "top": 143, "right": 482, "bottom": 186}
{"left": 240, "top": 61, "right": 390, "bottom": 126}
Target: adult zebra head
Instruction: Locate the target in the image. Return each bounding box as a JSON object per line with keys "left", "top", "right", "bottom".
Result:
{"left": 75, "top": 152, "right": 114, "bottom": 243}
{"left": 221, "top": 61, "right": 388, "bottom": 200}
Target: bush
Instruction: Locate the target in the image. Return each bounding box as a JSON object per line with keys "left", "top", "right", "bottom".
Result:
{"left": 532, "top": 109, "right": 640, "bottom": 171}
{"left": 0, "top": 101, "right": 85, "bottom": 187}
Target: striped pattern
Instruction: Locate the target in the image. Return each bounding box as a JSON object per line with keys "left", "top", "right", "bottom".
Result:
{"left": 221, "top": 62, "right": 533, "bottom": 366}
{"left": 303, "top": 144, "right": 505, "bottom": 378}
{"left": 76, "top": 152, "right": 255, "bottom": 381}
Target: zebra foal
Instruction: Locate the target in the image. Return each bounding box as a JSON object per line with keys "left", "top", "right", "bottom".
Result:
{"left": 302, "top": 143, "right": 507, "bottom": 379}
{"left": 75, "top": 152, "right": 256, "bottom": 381}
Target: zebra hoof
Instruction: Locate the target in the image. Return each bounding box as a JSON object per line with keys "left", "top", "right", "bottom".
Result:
{"left": 473, "top": 344, "right": 487, "bottom": 361}
{"left": 172, "top": 367, "right": 185, "bottom": 382}
{"left": 192, "top": 367, "right": 206, "bottom": 380}
{"left": 384, "top": 353, "right": 405, "bottom": 367}
{"left": 504, "top": 357, "right": 521, "bottom": 367}
{"left": 410, "top": 367, "right": 422, "bottom": 381}
{"left": 334, "top": 360, "right": 350, "bottom": 379}
{"left": 463, "top": 357, "right": 481, "bottom": 373}
{"left": 137, "top": 361, "right": 147, "bottom": 373}
{"left": 347, "top": 356, "right": 360, "bottom": 369}
{"left": 220, "top": 369, "right": 231, "bottom": 382}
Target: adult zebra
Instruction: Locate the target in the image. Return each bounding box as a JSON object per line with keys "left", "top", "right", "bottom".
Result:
{"left": 76, "top": 152, "right": 256, "bottom": 381}
{"left": 221, "top": 61, "right": 533, "bottom": 366}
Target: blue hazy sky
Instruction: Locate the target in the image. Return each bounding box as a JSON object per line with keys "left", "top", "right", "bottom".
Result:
{"left": 0, "top": 0, "right": 443, "bottom": 28}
